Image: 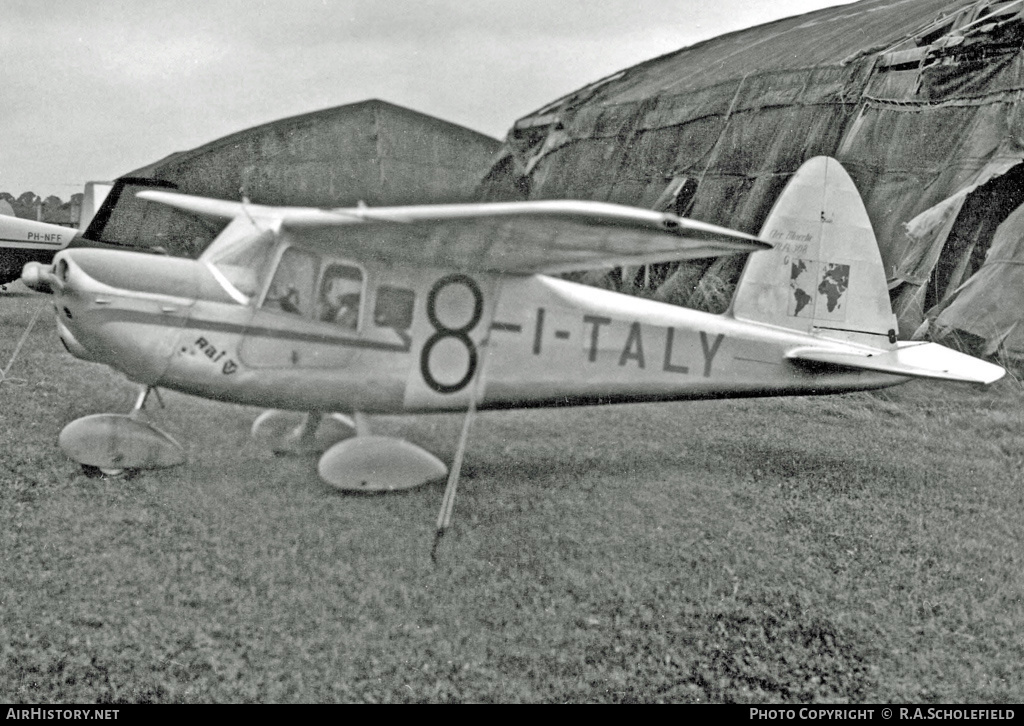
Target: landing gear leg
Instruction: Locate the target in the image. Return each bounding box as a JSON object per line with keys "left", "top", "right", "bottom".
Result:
{"left": 131, "top": 385, "right": 164, "bottom": 417}
{"left": 251, "top": 410, "right": 356, "bottom": 455}
{"left": 282, "top": 411, "right": 323, "bottom": 455}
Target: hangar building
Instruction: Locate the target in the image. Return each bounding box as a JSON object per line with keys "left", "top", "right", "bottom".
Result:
{"left": 84, "top": 99, "right": 501, "bottom": 258}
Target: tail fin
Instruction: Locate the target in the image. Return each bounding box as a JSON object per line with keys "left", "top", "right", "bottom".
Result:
{"left": 731, "top": 157, "right": 898, "bottom": 349}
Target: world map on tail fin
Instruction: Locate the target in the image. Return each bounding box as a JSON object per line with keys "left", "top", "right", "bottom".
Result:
{"left": 788, "top": 259, "right": 816, "bottom": 317}
{"left": 787, "top": 259, "right": 850, "bottom": 319}
{"left": 817, "top": 263, "right": 849, "bottom": 313}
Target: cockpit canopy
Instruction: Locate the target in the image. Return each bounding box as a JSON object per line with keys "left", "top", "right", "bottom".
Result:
{"left": 204, "top": 226, "right": 414, "bottom": 334}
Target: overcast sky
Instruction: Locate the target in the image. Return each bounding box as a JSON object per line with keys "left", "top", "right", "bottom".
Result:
{"left": 3, "top": 0, "right": 857, "bottom": 197}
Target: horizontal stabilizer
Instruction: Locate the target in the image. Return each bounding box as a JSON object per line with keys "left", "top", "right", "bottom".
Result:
{"left": 787, "top": 342, "right": 1005, "bottom": 384}
{"left": 136, "top": 191, "right": 770, "bottom": 274}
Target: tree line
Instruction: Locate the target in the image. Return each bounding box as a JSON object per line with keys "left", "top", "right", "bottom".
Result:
{"left": 0, "top": 191, "right": 83, "bottom": 226}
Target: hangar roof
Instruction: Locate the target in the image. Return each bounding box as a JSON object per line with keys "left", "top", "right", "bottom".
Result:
{"left": 127, "top": 99, "right": 500, "bottom": 208}
{"left": 588, "top": 0, "right": 964, "bottom": 100}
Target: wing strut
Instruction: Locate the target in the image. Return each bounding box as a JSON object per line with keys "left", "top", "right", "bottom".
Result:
{"left": 430, "top": 381, "right": 480, "bottom": 562}
{"left": 430, "top": 280, "right": 501, "bottom": 562}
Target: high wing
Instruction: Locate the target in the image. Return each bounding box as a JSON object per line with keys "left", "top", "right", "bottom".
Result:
{"left": 136, "top": 191, "right": 770, "bottom": 274}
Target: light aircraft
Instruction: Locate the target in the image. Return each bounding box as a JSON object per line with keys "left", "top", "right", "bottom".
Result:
{"left": 18, "top": 157, "right": 1005, "bottom": 549}
{"left": 0, "top": 214, "right": 78, "bottom": 288}
{"left": 1, "top": 182, "right": 111, "bottom": 288}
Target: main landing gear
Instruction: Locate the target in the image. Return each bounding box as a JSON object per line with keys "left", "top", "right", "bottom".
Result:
{"left": 59, "top": 386, "right": 185, "bottom": 478}
{"left": 250, "top": 409, "right": 446, "bottom": 492}
{"left": 58, "top": 391, "right": 448, "bottom": 493}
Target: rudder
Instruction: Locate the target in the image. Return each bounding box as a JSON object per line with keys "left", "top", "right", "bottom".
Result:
{"left": 730, "top": 157, "right": 897, "bottom": 349}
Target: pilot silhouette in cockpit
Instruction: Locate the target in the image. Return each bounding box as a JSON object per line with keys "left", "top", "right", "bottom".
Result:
{"left": 318, "top": 266, "right": 362, "bottom": 329}
{"left": 264, "top": 250, "right": 313, "bottom": 316}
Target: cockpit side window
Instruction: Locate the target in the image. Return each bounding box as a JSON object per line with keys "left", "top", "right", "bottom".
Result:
{"left": 317, "top": 263, "right": 363, "bottom": 330}
{"left": 263, "top": 247, "right": 319, "bottom": 317}
{"left": 374, "top": 285, "right": 415, "bottom": 330}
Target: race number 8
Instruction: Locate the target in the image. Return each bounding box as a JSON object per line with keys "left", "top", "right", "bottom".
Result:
{"left": 420, "top": 274, "right": 483, "bottom": 394}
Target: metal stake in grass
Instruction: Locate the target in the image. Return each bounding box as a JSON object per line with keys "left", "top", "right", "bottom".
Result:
{"left": 0, "top": 302, "right": 47, "bottom": 388}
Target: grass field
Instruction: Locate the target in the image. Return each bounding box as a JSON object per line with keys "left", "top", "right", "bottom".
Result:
{"left": 2, "top": 284, "right": 1023, "bottom": 703}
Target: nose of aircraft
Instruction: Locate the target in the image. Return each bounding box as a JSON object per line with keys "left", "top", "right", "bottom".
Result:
{"left": 45, "top": 247, "right": 203, "bottom": 298}
{"left": 22, "top": 246, "right": 203, "bottom": 296}
{"left": 26, "top": 248, "right": 203, "bottom": 383}
{"left": 21, "top": 259, "right": 62, "bottom": 294}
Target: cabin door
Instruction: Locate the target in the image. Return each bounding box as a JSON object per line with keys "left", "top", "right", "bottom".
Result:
{"left": 238, "top": 246, "right": 365, "bottom": 370}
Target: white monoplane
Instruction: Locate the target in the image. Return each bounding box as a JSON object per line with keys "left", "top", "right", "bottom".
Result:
{"left": 20, "top": 157, "right": 1004, "bottom": 547}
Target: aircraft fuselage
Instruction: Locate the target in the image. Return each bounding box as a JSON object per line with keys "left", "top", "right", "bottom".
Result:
{"left": 46, "top": 246, "right": 907, "bottom": 415}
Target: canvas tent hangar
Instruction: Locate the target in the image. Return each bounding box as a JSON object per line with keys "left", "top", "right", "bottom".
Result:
{"left": 480, "top": 0, "right": 1024, "bottom": 361}
{"left": 81, "top": 99, "right": 501, "bottom": 258}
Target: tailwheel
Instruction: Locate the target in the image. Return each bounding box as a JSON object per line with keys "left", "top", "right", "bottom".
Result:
{"left": 317, "top": 436, "right": 447, "bottom": 492}
{"left": 251, "top": 410, "right": 356, "bottom": 455}
{"left": 59, "top": 414, "right": 185, "bottom": 472}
